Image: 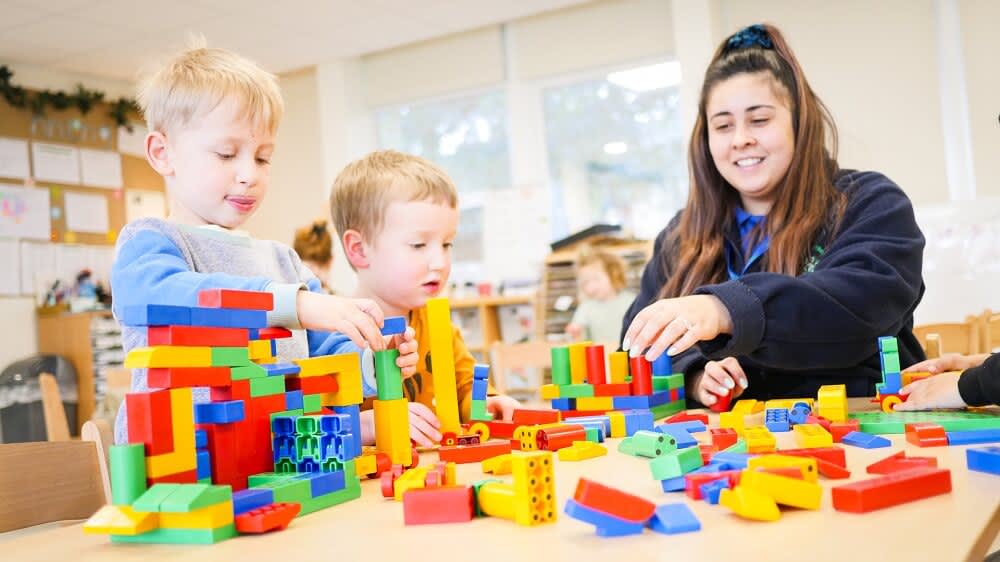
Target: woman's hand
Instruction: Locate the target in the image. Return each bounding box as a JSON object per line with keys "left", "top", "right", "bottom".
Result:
{"left": 690, "top": 357, "right": 747, "bottom": 406}
{"left": 622, "top": 295, "right": 733, "bottom": 361}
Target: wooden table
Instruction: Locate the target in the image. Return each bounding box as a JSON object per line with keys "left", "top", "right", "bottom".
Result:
{"left": 3, "top": 400, "right": 999, "bottom": 562}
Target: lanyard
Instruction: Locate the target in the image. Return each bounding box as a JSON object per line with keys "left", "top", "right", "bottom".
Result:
{"left": 725, "top": 233, "right": 770, "bottom": 281}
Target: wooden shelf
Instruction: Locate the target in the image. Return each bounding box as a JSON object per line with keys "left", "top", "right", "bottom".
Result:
{"left": 448, "top": 294, "right": 537, "bottom": 356}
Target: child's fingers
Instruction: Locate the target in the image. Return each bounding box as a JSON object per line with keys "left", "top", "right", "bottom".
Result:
{"left": 408, "top": 413, "right": 441, "bottom": 445}
{"left": 334, "top": 322, "right": 367, "bottom": 350}
{"left": 408, "top": 402, "right": 441, "bottom": 429}
{"left": 354, "top": 298, "right": 385, "bottom": 327}
{"left": 347, "top": 308, "right": 385, "bottom": 351}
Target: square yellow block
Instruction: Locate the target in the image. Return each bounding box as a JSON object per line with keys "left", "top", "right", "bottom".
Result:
{"left": 248, "top": 339, "right": 273, "bottom": 361}
{"left": 575, "top": 396, "right": 613, "bottom": 411}
{"left": 608, "top": 412, "right": 626, "bottom": 438}
{"left": 294, "top": 353, "right": 360, "bottom": 377}
{"left": 160, "top": 501, "right": 234, "bottom": 529}
{"left": 539, "top": 384, "right": 561, "bottom": 400}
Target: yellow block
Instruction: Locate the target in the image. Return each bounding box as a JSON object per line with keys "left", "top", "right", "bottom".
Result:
{"left": 293, "top": 353, "right": 359, "bottom": 377}
{"left": 84, "top": 505, "right": 158, "bottom": 535}
{"left": 374, "top": 398, "right": 412, "bottom": 465}
{"left": 743, "top": 425, "right": 775, "bottom": 454}
{"left": 817, "top": 384, "right": 846, "bottom": 404}
{"left": 146, "top": 388, "right": 196, "bottom": 478}
{"left": 608, "top": 351, "right": 629, "bottom": 384}
{"left": 427, "top": 298, "right": 460, "bottom": 433}
{"left": 482, "top": 453, "right": 513, "bottom": 475}
{"left": 568, "top": 342, "right": 590, "bottom": 385}
{"left": 719, "top": 486, "right": 780, "bottom": 522}
{"left": 731, "top": 399, "right": 763, "bottom": 415}
{"left": 322, "top": 368, "right": 363, "bottom": 406}
{"left": 248, "top": 339, "right": 273, "bottom": 361}
{"left": 513, "top": 423, "right": 562, "bottom": 451}
{"left": 608, "top": 412, "right": 626, "bottom": 438}
{"left": 793, "top": 423, "right": 833, "bottom": 448}
{"left": 539, "top": 384, "right": 561, "bottom": 400}
{"left": 393, "top": 467, "right": 430, "bottom": 501}
{"left": 160, "top": 501, "right": 234, "bottom": 529}
{"left": 125, "top": 346, "right": 212, "bottom": 368}
{"left": 355, "top": 454, "right": 377, "bottom": 478}
{"left": 763, "top": 398, "right": 814, "bottom": 410}
{"left": 817, "top": 407, "right": 848, "bottom": 423}
{"left": 719, "top": 411, "right": 746, "bottom": 435}
{"left": 477, "top": 482, "right": 515, "bottom": 519}
{"left": 557, "top": 441, "right": 607, "bottom": 462}
{"left": 510, "top": 451, "right": 557, "bottom": 526}
{"left": 747, "top": 454, "right": 819, "bottom": 482}
{"left": 740, "top": 470, "right": 822, "bottom": 510}
{"left": 575, "top": 396, "right": 613, "bottom": 411}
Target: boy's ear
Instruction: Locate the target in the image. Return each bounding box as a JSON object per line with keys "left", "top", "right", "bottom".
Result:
{"left": 342, "top": 229, "right": 370, "bottom": 269}
{"left": 145, "top": 131, "right": 174, "bottom": 176}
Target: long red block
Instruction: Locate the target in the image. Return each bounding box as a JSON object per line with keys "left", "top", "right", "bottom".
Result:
{"left": 536, "top": 425, "right": 587, "bottom": 451}
{"left": 198, "top": 422, "right": 243, "bottom": 490}
{"left": 585, "top": 345, "right": 607, "bottom": 385}
{"left": 126, "top": 389, "right": 174, "bottom": 455}
{"left": 438, "top": 440, "right": 512, "bottom": 464}
{"left": 574, "top": 478, "right": 656, "bottom": 523}
{"left": 830, "top": 419, "right": 860, "bottom": 443}
{"left": 147, "top": 367, "right": 232, "bottom": 389}
{"left": 816, "top": 458, "right": 851, "bottom": 479}
{"left": 629, "top": 356, "right": 653, "bottom": 396}
{"left": 777, "top": 446, "right": 847, "bottom": 467}
{"left": 710, "top": 427, "right": 738, "bottom": 450}
{"left": 511, "top": 409, "right": 561, "bottom": 425}
{"left": 148, "top": 469, "right": 197, "bottom": 486}
{"left": 198, "top": 289, "right": 274, "bottom": 310}
{"left": 905, "top": 423, "right": 948, "bottom": 447}
{"left": 256, "top": 327, "right": 293, "bottom": 340}
{"left": 403, "top": 486, "right": 475, "bottom": 525}
{"left": 148, "top": 325, "right": 249, "bottom": 347}
{"left": 866, "top": 451, "right": 938, "bottom": 475}
{"left": 593, "top": 383, "right": 632, "bottom": 397}
{"left": 666, "top": 411, "right": 710, "bottom": 425}
{"left": 235, "top": 502, "right": 301, "bottom": 533}
{"left": 249, "top": 394, "right": 287, "bottom": 475}
{"left": 832, "top": 467, "right": 952, "bottom": 513}
{"left": 482, "top": 420, "right": 517, "bottom": 439}
{"left": 285, "top": 376, "right": 338, "bottom": 394}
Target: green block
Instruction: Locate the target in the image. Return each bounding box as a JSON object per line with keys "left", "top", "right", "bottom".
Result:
{"left": 270, "top": 477, "right": 312, "bottom": 504}
{"left": 470, "top": 399, "right": 490, "bottom": 421}
{"left": 651, "top": 400, "right": 685, "bottom": 420}
{"left": 248, "top": 472, "right": 296, "bottom": 487}
{"left": 666, "top": 373, "right": 685, "bottom": 390}
{"left": 296, "top": 434, "right": 320, "bottom": 460}
{"left": 561, "top": 383, "right": 594, "bottom": 398}
{"left": 632, "top": 430, "right": 676, "bottom": 457}
{"left": 585, "top": 426, "right": 601, "bottom": 443}
{"left": 197, "top": 478, "right": 211, "bottom": 484}
{"left": 231, "top": 363, "right": 268, "bottom": 380}
{"left": 470, "top": 479, "right": 504, "bottom": 517}
{"left": 849, "top": 410, "right": 1000, "bottom": 434}
{"left": 881, "top": 352, "right": 900, "bottom": 374}
{"left": 111, "top": 523, "right": 237, "bottom": 544}
{"left": 275, "top": 459, "right": 297, "bottom": 473}
{"left": 211, "top": 347, "right": 251, "bottom": 367}
{"left": 879, "top": 337, "right": 898, "bottom": 353}
{"left": 296, "top": 415, "right": 321, "bottom": 436}
{"left": 722, "top": 438, "right": 748, "bottom": 454}
{"left": 551, "top": 347, "right": 571, "bottom": 386}
{"left": 250, "top": 375, "right": 286, "bottom": 397}
{"left": 159, "top": 484, "right": 231, "bottom": 513}
{"left": 652, "top": 377, "right": 671, "bottom": 391}
{"left": 375, "top": 349, "right": 403, "bottom": 400}
{"left": 649, "top": 446, "right": 703, "bottom": 480}
{"left": 342, "top": 459, "right": 358, "bottom": 482}
{"left": 302, "top": 394, "right": 322, "bottom": 413}
{"left": 109, "top": 443, "right": 146, "bottom": 505}
{"left": 617, "top": 436, "right": 637, "bottom": 456}
{"left": 298, "top": 481, "right": 361, "bottom": 515}
{"left": 132, "top": 484, "right": 180, "bottom": 513}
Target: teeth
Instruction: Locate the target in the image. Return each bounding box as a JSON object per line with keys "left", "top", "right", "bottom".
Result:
{"left": 736, "top": 158, "right": 762, "bottom": 167}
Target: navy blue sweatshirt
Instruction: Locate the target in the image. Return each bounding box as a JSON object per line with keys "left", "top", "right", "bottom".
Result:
{"left": 959, "top": 353, "right": 1000, "bottom": 407}
{"left": 621, "top": 170, "right": 926, "bottom": 403}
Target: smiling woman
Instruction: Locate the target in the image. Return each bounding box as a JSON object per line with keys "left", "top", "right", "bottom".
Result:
{"left": 619, "top": 24, "right": 927, "bottom": 409}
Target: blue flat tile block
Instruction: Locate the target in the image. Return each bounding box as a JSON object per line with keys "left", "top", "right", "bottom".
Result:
{"left": 285, "top": 390, "right": 304, "bottom": 411}
{"left": 841, "top": 431, "right": 891, "bottom": 449}
{"left": 380, "top": 316, "right": 407, "bottom": 336}
{"left": 473, "top": 364, "right": 490, "bottom": 380}
{"left": 623, "top": 410, "right": 654, "bottom": 436}
{"left": 121, "top": 304, "right": 191, "bottom": 327}
{"left": 648, "top": 503, "right": 700, "bottom": 535}
{"left": 551, "top": 398, "right": 576, "bottom": 411}
{"left": 196, "top": 450, "right": 211, "bottom": 479}
{"left": 651, "top": 353, "right": 672, "bottom": 376}
{"left": 194, "top": 429, "right": 208, "bottom": 449}
{"left": 657, "top": 420, "right": 706, "bottom": 433}
{"left": 572, "top": 415, "right": 612, "bottom": 435}
{"left": 655, "top": 425, "right": 698, "bottom": 449}
{"left": 648, "top": 390, "right": 672, "bottom": 407}
{"left": 472, "top": 378, "right": 489, "bottom": 401}
{"left": 660, "top": 476, "right": 687, "bottom": 492}
{"left": 700, "top": 479, "right": 729, "bottom": 504}
{"left": 295, "top": 471, "right": 346, "bottom": 497}
{"left": 711, "top": 452, "right": 750, "bottom": 469}
{"left": 967, "top": 446, "right": 1000, "bottom": 475}
{"left": 613, "top": 395, "right": 651, "bottom": 410}
{"left": 946, "top": 429, "right": 1000, "bottom": 446}
{"left": 190, "top": 307, "right": 267, "bottom": 329}
{"left": 564, "top": 499, "right": 645, "bottom": 536}
{"left": 194, "top": 400, "right": 245, "bottom": 424}
{"left": 264, "top": 362, "right": 301, "bottom": 377}
{"left": 232, "top": 488, "right": 274, "bottom": 515}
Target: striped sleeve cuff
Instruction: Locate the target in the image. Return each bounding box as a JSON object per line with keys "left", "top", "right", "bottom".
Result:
{"left": 264, "top": 282, "right": 306, "bottom": 329}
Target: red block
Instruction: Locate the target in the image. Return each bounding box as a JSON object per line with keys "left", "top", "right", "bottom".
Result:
{"left": 866, "top": 451, "right": 938, "bottom": 475}
{"left": 629, "top": 356, "right": 653, "bottom": 396}
{"left": 198, "top": 422, "right": 243, "bottom": 490}
{"left": 573, "top": 478, "right": 656, "bottom": 523}
{"left": 211, "top": 379, "right": 250, "bottom": 402}
{"left": 816, "top": 458, "right": 851, "bottom": 479}
{"left": 593, "top": 383, "right": 631, "bottom": 397}
{"left": 438, "top": 440, "right": 512, "bottom": 464}
{"left": 666, "top": 411, "right": 710, "bottom": 425}
{"left": 248, "top": 394, "right": 287, "bottom": 476}
{"left": 482, "top": 420, "right": 517, "bottom": 439}
{"left": 560, "top": 410, "right": 611, "bottom": 419}
{"left": 148, "top": 469, "right": 197, "bottom": 486}
{"left": 511, "top": 409, "right": 561, "bottom": 425}
{"left": 685, "top": 471, "right": 741, "bottom": 500}
{"left": 147, "top": 367, "right": 232, "bottom": 389}
{"left": 829, "top": 419, "right": 860, "bottom": 443}
{"left": 235, "top": 502, "right": 301, "bottom": 533}
{"left": 585, "top": 345, "right": 607, "bottom": 385}
{"left": 710, "top": 427, "right": 738, "bottom": 451}
{"left": 905, "top": 423, "right": 948, "bottom": 447}
{"left": 709, "top": 390, "right": 733, "bottom": 413}
{"left": 148, "top": 325, "right": 249, "bottom": 347}
{"left": 126, "top": 389, "right": 174, "bottom": 455}
{"left": 402, "top": 486, "right": 475, "bottom": 525}
{"left": 670, "top": 388, "right": 679, "bottom": 402}
{"left": 699, "top": 443, "right": 718, "bottom": 465}
{"left": 198, "top": 289, "right": 274, "bottom": 310}
{"left": 285, "top": 376, "right": 338, "bottom": 394}
{"left": 831, "top": 467, "right": 952, "bottom": 513}
{"left": 256, "top": 327, "right": 293, "bottom": 340}
{"left": 536, "top": 425, "right": 587, "bottom": 451}
{"left": 777, "top": 446, "right": 847, "bottom": 467}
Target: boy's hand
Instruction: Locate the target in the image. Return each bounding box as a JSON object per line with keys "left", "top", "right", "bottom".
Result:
{"left": 390, "top": 327, "right": 418, "bottom": 379}
{"left": 691, "top": 357, "right": 747, "bottom": 407}
{"left": 358, "top": 409, "right": 376, "bottom": 446}
{"left": 903, "top": 353, "right": 989, "bottom": 374}
{"left": 895, "top": 371, "right": 967, "bottom": 411}
{"left": 407, "top": 402, "right": 442, "bottom": 447}
{"left": 486, "top": 395, "right": 521, "bottom": 421}
{"left": 298, "top": 292, "right": 385, "bottom": 351}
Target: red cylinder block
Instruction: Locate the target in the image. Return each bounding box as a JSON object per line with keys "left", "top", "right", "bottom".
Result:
{"left": 536, "top": 425, "right": 587, "bottom": 451}
{"left": 629, "top": 356, "right": 653, "bottom": 395}
{"left": 585, "top": 345, "right": 607, "bottom": 385}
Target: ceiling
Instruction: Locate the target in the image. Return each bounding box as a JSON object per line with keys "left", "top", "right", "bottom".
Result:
{"left": 0, "top": 0, "right": 591, "bottom": 81}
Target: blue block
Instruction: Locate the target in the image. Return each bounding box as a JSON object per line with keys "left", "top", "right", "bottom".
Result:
{"left": 232, "top": 488, "right": 274, "bottom": 515}
{"left": 689, "top": 462, "right": 729, "bottom": 475}
{"left": 248, "top": 328, "right": 259, "bottom": 339}
{"left": 551, "top": 398, "right": 576, "bottom": 411}
{"left": 264, "top": 362, "right": 301, "bottom": 377}
{"left": 764, "top": 408, "right": 791, "bottom": 432}
{"left": 711, "top": 452, "right": 750, "bottom": 469}
{"left": 841, "top": 431, "right": 891, "bottom": 449}
{"left": 273, "top": 435, "right": 296, "bottom": 462}
{"left": 563, "top": 499, "right": 645, "bottom": 536}
{"left": 789, "top": 405, "right": 810, "bottom": 425}
{"left": 574, "top": 420, "right": 607, "bottom": 442}
{"left": 655, "top": 425, "right": 698, "bottom": 449}
{"left": 196, "top": 450, "right": 211, "bottom": 479}
{"left": 272, "top": 415, "right": 297, "bottom": 436}
{"left": 332, "top": 405, "right": 362, "bottom": 459}
{"left": 623, "top": 410, "right": 654, "bottom": 436}
{"left": 660, "top": 476, "right": 687, "bottom": 492}
{"left": 648, "top": 503, "right": 700, "bottom": 534}
{"left": 194, "top": 429, "right": 208, "bottom": 449}
{"left": 571, "top": 416, "right": 612, "bottom": 435}
{"left": 699, "top": 479, "right": 729, "bottom": 504}
{"left": 298, "top": 458, "right": 321, "bottom": 472}
{"left": 270, "top": 339, "right": 277, "bottom": 356}
{"left": 677, "top": 387, "right": 685, "bottom": 400}
{"left": 967, "top": 446, "right": 1000, "bottom": 475}
{"left": 657, "top": 420, "right": 706, "bottom": 433}
{"left": 472, "top": 378, "right": 489, "bottom": 401}
{"left": 296, "top": 471, "right": 346, "bottom": 497}
{"left": 946, "top": 429, "right": 1000, "bottom": 446}
{"left": 648, "top": 390, "right": 672, "bottom": 407}
{"left": 380, "top": 316, "right": 407, "bottom": 336}
{"left": 879, "top": 372, "right": 902, "bottom": 394}
{"left": 336, "top": 434, "right": 357, "bottom": 461}
{"left": 613, "top": 395, "right": 651, "bottom": 410}
{"left": 189, "top": 307, "right": 267, "bottom": 329}
{"left": 194, "top": 400, "right": 245, "bottom": 424}
{"left": 121, "top": 304, "right": 191, "bottom": 327}
{"left": 473, "top": 364, "right": 490, "bottom": 381}
{"left": 320, "top": 414, "right": 351, "bottom": 435}
{"left": 285, "top": 390, "right": 304, "bottom": 411}
{"left": 651, "top": 353, "right": 672, "bottom": 376}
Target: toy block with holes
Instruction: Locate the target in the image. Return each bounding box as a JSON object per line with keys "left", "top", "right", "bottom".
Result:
{"left": 476, "top": 451, "right": 557, "bottom": 526}
{"left": 793, "top": 423, "right": 833, "bottom": 448}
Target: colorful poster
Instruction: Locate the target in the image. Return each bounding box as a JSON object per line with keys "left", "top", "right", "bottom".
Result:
{"left": 0, "top": 184, "right": 52, "bottom": 240}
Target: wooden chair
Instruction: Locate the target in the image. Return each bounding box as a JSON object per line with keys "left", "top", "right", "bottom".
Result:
{"left": 0, "top": 438, "right": 108, "bottom": 532}
{"left": 81, "top": 419, "right": 113, "bottom": 505}
{"left": 489, "top": 340, "right": 554, "bottom": 399}
{"left": 913, "top": 317, "right": 981, "bottom": 357}
{"left": 979, "top": 309, "right": 1000, "bottom": 353}
{"left": 38, "top": 373, "right": 70, "bottom": 442}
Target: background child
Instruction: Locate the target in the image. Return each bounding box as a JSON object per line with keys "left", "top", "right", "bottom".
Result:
{"left": 293, "top": 219, "right": 335, "bottom": 292}
{"left": 565, "top": 246, "right": 636, "bottom": 350}
{"left": 324, "top": 150, "right": 522, "bottom": 446}
{"left": 895, "top": 352, "right": 999, "bottom": 410}
{"left": 111, "top": 44, "right": 417, "bottom": 445}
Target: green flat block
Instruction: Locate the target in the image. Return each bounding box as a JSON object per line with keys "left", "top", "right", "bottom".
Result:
{"left": 132, "top": 484, "right": 181, "bottom": 512}
{"left": 551, "top": 347, "right": 571, "bottom": 386}
{"left": 470, "top": 399, "right": 490, "bottom": 421}
{"left": 342, "top": 459, "right": 358, "bottom": 482}
{"left": 111, "top": 523, "right": 237, "bottom": 544}
{"left": 649, "top": 446, "right": 703, "bottom": 480}
{"left": 561, "top": 384, "right": 595, "bottom": 398}
{"left": 879, "top": 337, "right": 898, "bottom": 353}
{"left": 231, "top": 363, "right": 268, "bottom": 380}
{"left": 250, "top": 375, "right": 286, "bottom": 397}
{"left": 269, "top": 477, "right": 312, "bottom": 503}
{"left": 723, "top": 438, "right": 747, "bottom": 453}
{"left": 211, "top": 347, "right": 251, "bottom": 367}
{"left": 303, "top": 393, "right": 322, "bottom": 413}
{"left": 652, "top": 377, "right": 671, "bottom": 391}
{"left": 248, "top": 472, "right": 297, "bottom": 487}
{"left": 585, "top": 426, "right": 601, "bottom": 443}
{"left": 109, "top": 444, "right": 147, "bottom": 506}
{"left": 881, "top": 353, "right": 900, "bottom": 374}
{"left": 298, "top": 481, "right": 361, "bottom": 515}
{"left": 197, "top": 477, "right": 211, "bottom": 484}
{"left": 617, "top": 436, "right": 637, "bottom": 456}
{"left": 375, "top": 350, "right": 404, "bottom": 400}
{"left": 849, "top": 410, "right": 1000, "bottom": 434}
{"left": 159, "top": 484, "right": 231, "bottom": 512}
{"left": 470, "top": 479, "right": 503, "bottom": 517}
{"left": 651, "top": 400, "right": 685, "bottom": 420}
{"left": 652, "top": 373, "right": 684, "bottom": 390}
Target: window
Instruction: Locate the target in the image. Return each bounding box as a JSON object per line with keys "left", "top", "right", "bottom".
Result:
{"left": 542, "top": 61, "right": 686, "bottom": 240}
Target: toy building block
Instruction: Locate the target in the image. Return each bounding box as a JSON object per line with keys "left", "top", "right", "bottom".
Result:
{"left": 905, "top": 422, "right": 948, "bottom": 447}
{"left": 374, "top": 349, "right": 403, "bottom": 401}
{"left": 841, "top": 431, "right": 891, "bottom": 449}
{"left": 744, "top": 425, "right": 776, "bottom": 454}
{"left": 563, "top": 499, "right": 644, "bottom": 537}
{"left": 380, "top": 315, "right": 407, "bottom": 336}
{"left": 558, "top": 441, "right": 607, "bottom": 461}
{"left": 230, "top": 363, "right": 268, "bottom": 381}
{"left": 482, "top": 454, "right": 513, "bottom": 475}
{"left": 967, "top": 446, "right": 1000, "bottom": 475}
{"left": 512, "top": 409, "right": 561, "bottom": 425}
{"left": 648, "top": 503, "right": 700, "bottom": 535}
{"left": 537, "top": 425, "right": 588, "bottom": 451}
{"left": 148, "top": 325, "right": 249, "bottom": 347}
{"left": 709, "top": 390, "right": 733, "bottom": 413}
{"left": 477, "top": 451, "right": 557, "bottom": 526}
{"left": 608, "top": 351, "right": 629, "bottom": 384}
{"left": 651, "top": 352, "right": 672, "bottom": 376}
{"left": 539, "top": 384, "right": 561, "bottom": 400}
{"left": 816, "top": 384, "right": 848, "bottom": 422}
{"left": 403, "top": 486, "right": 475, "bottom": 525}
{"left": 748, "top": 454, "right": 818, "bottom": 482}
{"left": 285, "top": 375, "right": 337, "bottom": 394}
{"left": 685, "top": 471, "right": 741, "bottom": 500}
{"left": 189, "top": 307, "right": 267, "bottom": 329}
{"left": 247, "top": 339, "right": 273, "bottom": 361}
{"left": 719, "top": 410, "right": 746, "bottom": 435}
{"left": 575, "top": 396, "right": 614, "bottom": 411}
{"left": 573, "top": 478, "right": 655, "bottom": 523}
{"left": 793, "top": 423, "right": 833, "bottom": 448}
{"left": 568, "top": 342, "right": 590, "bottom": 384}
{"left": 121, "top": 304, "right": 191, "bottom": 327}
{"left": 832, "top": 467, "right": 952, "bottom": 513}
{"left": 126, "top": 390, "right": 174, "bottom": 455}
{"left": 550, "top": 346, "right": 572, "bottom": 385}
{"left": 585, "top": 345, "right": 607, "bottom": 385}
{"left": 234, "top": 502, "right": 300, "bottom": 534}
{"left": 653, "top": 425, "right": 695, "bottom": 450}
{"left": 194, "top": 400, "right": 245, "bottom": 424}
{"left": 145, "top": 388, "right": 197, "bottom": 479}
{"left": 719, "top": 485, "right": 781, "bottom": 521}
{"left": 829, "top": 418, "right": 860, "bottom": 443}
{"left": 650, "top": 446, "right": 704, "bottom": 480}
{"left": 700, "top": 479, "right": 729, "bottom": 504}
{"left": 947, "top": 429, "right": 1000, "bottom": 446}
{"left": 560, "top": 383, "right": 596, "bottom": 398}
{"left": 198, "top": 289, "right": 273, "bottom": 310}
{"left": 109, "top": 444, "right": 148, "bottom": 505}
{"left": 866, "top": 451, "right": 937, "bottom": 475}
{"left": 147, "top": 367, "right": 232, "bottom": 389}
{"left": 740, "top": 470, "right": 822, "bottom": 510}
{"left": 665, "top": 411, "right": 709, "bottom": 425}
{"left": 710, "top": 428, "right": 739, "bottom": 450}
{"left": 110, "top": 524, "right": 237, "bottom": 545}
{"left": 629, "top": 356, "right": 653, "bottom": 395}
{"left": 425, "top": 298, "right": 461, "bottom": 433}
{"left": 232, "top": 488, "right": 274, "bottom": 515}
{"left": 293, "top": 353, "right": 359, "bottom": 377}
{"left": 776, "top": 446, "right": 846, "bottom": 468}
{"left": 84, "top": 505, "right": 159, "bottom": 536}
{"left": 125, "top": 346, "right": 213, "bottom": 369}
{"left": 630, "top": 430, "right": 677, "bottom": 457}
{"left": 439, "top": 440, "right": 512, "bottom": 464}
{"left": 158, "top": 484, "right": 232, "bottom": 513}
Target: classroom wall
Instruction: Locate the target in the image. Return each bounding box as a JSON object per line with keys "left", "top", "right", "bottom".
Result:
{"left": 959, "top": 0, "right": 1000, "bottom": 199}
